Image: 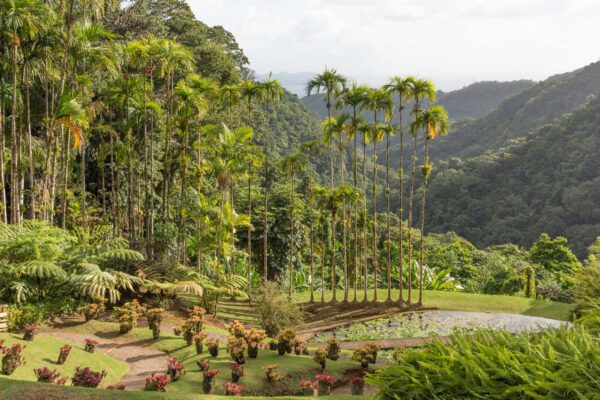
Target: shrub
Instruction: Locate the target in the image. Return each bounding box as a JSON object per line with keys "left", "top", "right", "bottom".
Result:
{"left": 84, "top": 338, "right": 99, "bottom": 353}
{"left": 194, "top": 331, "right": 208, "bottom": 354}
{"left": 276, "top": 328, "right": 296, "bottom": 355}
{"left": 254, "top": 282, "right": 304, "bottom": 336}
{"left": 57, "top": 344, "right": 72, "bottom": 364}
{"left": 146, "top": 308, "right": 164, "bottom": 340}
{"left": 22, "top": 323, "right": 37, "bottom": 341}
{"left": 352, "top": 346, "right": 376, "bottom": 368}
{"left": 112, "top": 300, "right": 145, "bottom": 334}
{"left": 230, "top": 362, "right": 244, "bottom": 382}
{"left": 316, "top": 373, "right": 335, "bottom": 396}
{"left": 71, "top": 367, "right": 107, "bottom": 388}
{"left": 197, "top": 359, "right": 210, "bottom": 371}
{"left": 78, "top": 302, "right": 106, "bottom": 322}
{"left": 144, "top": 373, "right": 171, "bottom": 392}
{"left": 1, "top": 343, "right": 25, "bottom": 375}
{"left": 292, "top": 338, "right": 306, "bottom": 355}
{"left": 181, "top": 316, "right": 203, "bottom": 345}
{"left": 325, "top": 337, "right": 340, "bottom": 360}
{"left": 300, "top": 379, "right": 318, "bottom": 396}
{"left": 167, "top": 357, "right": 185, "bottom": 381}
{"left": 313, "top": 348, "right": 327, "bottom": 370}
{"left": 223, "top": 381, "right": 243, "bottom": 396}
{"left": 245, "top": 328, "right": 266, "bottom": 358}
{"left": 364, "top": 342, "right": 380, "bottom": 363}
{"left": 33, "top": 367, "right": 63, "bottom": 383}
{"left": 228, "top": 320, "right": 247, "bottom": 338}
{"left": 202, "top": 369, "right": 220, "bottom": 394}
{"left": 206, "top": 338, "right": 220, "bottom": 357}
{"left": 368, "top": 327, "right": 600, "bottom": 399}
{"left": 227, "top": 336, "right": 246, "bottom": 364}
{"left": 262, "top": 364, "right": 282, "bottom": 382}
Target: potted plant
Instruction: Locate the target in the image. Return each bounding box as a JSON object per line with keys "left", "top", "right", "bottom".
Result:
{"left": 1, "top": 343, "right": 25, "bottom": 375}
{"left": 57, "top": 344, "right": 71, "bottom": 365}
{"left": 197, "top": 359, "right": 210, "bottom": 372}
{"left": 350, "top": 376, "right": 365, "bottom": 395}
{"left": 325, "top": 337, "right": 340, "bottom": 361}
{"left": 244, "top": 328, "right": 266, "bottom": 358}
{"left": 72, "top": 367, "right": 107, "bottom": 388}
{"left": 228, "top": 320, "right": 247, "bottom": 338}
{"left": 78, "top": 301, "right": 106, "bottom": 322}
{"left": 23, "top": 323, "right": 37, "bottom": 341}
{"left": 167, "top": 357, "right": 185, "bottom": 381}
{"left": 33, "top": 367, "right": 62, "bottom": 383}
{"left": 182, "top": 316, "right": 202, "bottom": 346}
{"left": 206, "top": 338, "right": 220, "bottom": 357}
{"left": 365, "top": 342, "right": 379, "bottom": 363}
{"left": 146, "top": 308, "right": 164, "bottom": 340}
{"left": 351, "top": 346, "right": 376, "bottom": 369}
{"left": 268, "top": 340, "right": 277, "bottom": 351}
{"left": 230, "top": 362, "right": 244, "bottom": 382}
{"left": 316, "top": 373, "right": 335, "bottom": 396}
{"left": 144, "top": 373, "right": 171, "bottom": 392}
{"left": 262, "top": 364, "right": 282, "bottom": 382}
{"left": 223, "top": 381, "right": 243, "bottom": 396}
{"left": 194, "top": 331, "right": 208, "bottom": 354}
{"left": 300, "top": 379, "right": 318, "bottom": 396}
{"left": 202, "top": 369, "right": 220, "bottom": 394}
{"left": 276, "top": 328, "right": 296, "bottom": 356}
{"left": 228, "top": 336, "right": 246, "bottom": 364}
{"left": 293, "top": 338, "right": 306, "bottom": 355}
{"left": 313, "top": 348, "right": 327, "bottom": 370}
{"left": 112, "top": 300, "right": 145, "bottom": 334}
{"left": 84, "top": 338, "right": 99, "bottom": 353}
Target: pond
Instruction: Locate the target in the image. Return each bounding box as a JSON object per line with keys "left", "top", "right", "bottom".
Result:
{"left": 309, "top": 310, "right": 568, "bottom": 342}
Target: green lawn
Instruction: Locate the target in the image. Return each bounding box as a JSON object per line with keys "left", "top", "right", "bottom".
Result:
{"left": 294, "top": 289, "right": 572, "bottom": 321}
{"left": 0, "top": 332, "right": 129, "bottom": 386}
{"left": 0, "top": 378, "right": 371, "bottom": 400}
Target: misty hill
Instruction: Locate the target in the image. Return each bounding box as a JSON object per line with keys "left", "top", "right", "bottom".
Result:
{"left": 425, "top": 95, "right": 600, "bottom": 257}
{"left": 300, "top": 79, "right": 535, "bottom": 122}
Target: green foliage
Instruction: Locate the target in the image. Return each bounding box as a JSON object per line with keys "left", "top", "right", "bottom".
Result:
{"left": 529, "top": 233, "right": 582, "bottom": 287}
{"left": 367, "top": 326, "right": 600, "bottom": 399}
{"left": 253, "top": 282, "right": 303, "bottom": 336}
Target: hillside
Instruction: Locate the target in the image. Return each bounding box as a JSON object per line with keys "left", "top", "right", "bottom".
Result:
{"left": 300, "top": 80, "right": 534, "bottom": 122}
{"left": 426, "top": 96, "right": 600, "bottom": 257}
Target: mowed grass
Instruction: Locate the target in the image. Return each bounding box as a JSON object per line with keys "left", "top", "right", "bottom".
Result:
{"left": 0, "top": 378, "right": 371, "bottom": 400}
{"left": 294, "top": 289, "right": 572, "bottom": 321}
{"left": 0, "top": 332, "right": 129, "bottom": 386}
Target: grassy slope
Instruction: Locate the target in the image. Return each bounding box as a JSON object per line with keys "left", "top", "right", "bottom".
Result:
{"left": 0, "top": 333, "right": 129, "bottom": 386}
{"left": 0, "top": 379, "right": 369, "bottom": 400}
{"left": 294, "top": 289, "right": 572, "bottom": 321}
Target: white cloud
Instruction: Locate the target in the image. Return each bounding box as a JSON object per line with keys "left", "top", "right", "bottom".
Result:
{"left": 189, "top": 0, "right": 600, "bottom": 90}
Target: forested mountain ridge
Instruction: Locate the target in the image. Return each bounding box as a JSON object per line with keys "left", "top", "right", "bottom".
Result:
{"left": 426, "top": 95, "right": 600, "bottom": 257}
{"left": 301, "top": 79, "right": 535, "bottom": 122}
{"left": 432, "top": 60, "right": 600, "bottom": 161}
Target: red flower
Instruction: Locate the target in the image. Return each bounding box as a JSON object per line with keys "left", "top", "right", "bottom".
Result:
{"left": 315, "top": 373, "right": 335, "bottom": 384}
{"left": 351, "top": 376, "right": 365, "bottom": 384}
{"left": 203, "top": 369, "right": 220, "bottom": 378}
{"left": 222, "top": 381, "right": 243, "bottom": 396}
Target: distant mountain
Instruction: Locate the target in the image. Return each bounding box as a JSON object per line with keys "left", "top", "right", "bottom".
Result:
{"left": 300, "top": 80, "right": 535, "bottom": 122}
{"left": 425, "top": 94, "right": 600, "bottom": 257}
{"left": 255, "top": 71, "right": 316, "bottom": 97}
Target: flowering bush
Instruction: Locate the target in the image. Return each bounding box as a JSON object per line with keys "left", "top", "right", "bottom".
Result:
{"left": 316, "top": 373, "right": 335, "bottom": 396}
{"left": 276, "top": 328, "right": 296, "bottom": 355}
{"left": 206, "top": 338, "right": 220, "bottom": 357}
{"left": 326, "top": 337, "right": 340, "bottom": 360}
{"left": 244, "top": 328, "right": 266, "bottom": 358}
{"left": 230, "top": 362, "right": 244, "bottom": 382}
{"left": 227, "top": 336, "right": 246, "bottom": 364}
{"left": 57, "top": 344, "right": 72, "bottom": 365}
{"left": 228, "top": 320, "right": 247, "bottom": 338}
{"left": 23, "top": 323, "right": 37, "bottom": 341}
{"left": 202, "top": 369, "right": 220, "bottom": 394}
{"left": 223, "top": 381, "right": 243, "bottom": 396}
{"left": 84, "top": 338, "right": 99, "bottom": 353}
{"left": 262, "top": 364, "right": 282, "bottom": 382}
{"left": 1, "top": 343, "right": 25, "bottom": 375}
{"left": 313, "top": 348, "right": 327, "bottom": 370}
{"left": 33, "top": 367, "right": 62, "bottom": 383}
{"left": 194, "top": 331, "right": 207, "bottom": 354}
{"left": 351, "top": 376, "right": 365, "bottom": 395}
{"left": 78, "top": 302, "right": 106, "bottom": 322}
{"left": 144, "top": 373, "right": 171, "bottom": 392}
{"left": 167, "top": 357, "right": 185, "bottom": 381}
{"left": 197, "top": 359, "right": 210, "bottom": 371}
{"left": 300, "top": 379, "right": 318, "bottom": 396}
{"left": 146, "top": 308, "right": 164, "bottom": 340}
{"left": 112, "top": 300, "right": 145, "bottom": 334}
{"left": 71, "top": 367, "right": 107, "bottom": 388}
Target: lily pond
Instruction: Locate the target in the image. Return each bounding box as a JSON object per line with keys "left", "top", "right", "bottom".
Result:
{"left": 309, "top": 311, "right": 567, "bottom": 342}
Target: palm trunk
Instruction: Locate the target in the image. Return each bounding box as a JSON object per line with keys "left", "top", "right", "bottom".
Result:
{"left": 247, "top": 174, "right": 252, "bottom": 295}
{"left": 406, "top": 103, "right": 419, "bottom": 306}
{"left": 178, "top": 125, "right": 189, "bottom": 265}
{"left": 398, "top": 104, "right": 405, "bottom": 304}
{"left": 331, "top": 208, "right": 337, "bottom": 304}
{"left": 0, "top": 101, "right": 7, "bottom": 223}
{"left": 25, "top": 78, "right": 35, "bottom": 220}
{"left": 418, "top": 140, "right": 430, "bottom": 306}
{"left": 288, "top": 174, "right": 295, "bottom": 299}
{"left": 352, "top": 108, "right": 358, "bottom": 303}
{"left": 385, "top": 125, "right": 391, "bottom": 302}
{"left": 371, "top": 135, "right": 378, "bottom": 303}
{"left": 60, "top": 129, "right": 70, "bottom": 228}
{"left": 339, "top": 131, "right": 348, "bottom": 304}
{"left": 110, "top": 135, "right": 116, "bottom": 235}
{"left": 263, "top": 99, "right": 269, "bottom": 282}
{"left": 320, "top": 229, "right": 325, "bottom": 303}
{"left": 309, "top": 205, "right": 315, "bottom": 303}
{"left": 362, "top": 132, "right": 368, "bottom": 304}
{"left": 10, "top": 42, "right": 20, "bottom": 224}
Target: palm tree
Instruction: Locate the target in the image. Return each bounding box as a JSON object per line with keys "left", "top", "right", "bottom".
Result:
{"left": 406, "top": 78, "right": 436, "bottom": 305}
{"left": 258, "top": 75, "right": 282, "bottom": 282}
{"left": 357, "top": 120, "right": 371, "bottom": 303}
{"left": 363, "top": 88, "right": 393, "bottom": 302}
{"left": 413, "top": 105, "right": 449, "bottom": 305}
{"left": 280, "top": 150, "right": 307, "bottom": 299}
{"left": 384, "top": 76, "right": 413, "bottom": 304}
{"left": 337, "top": 84, "right": 368, "bottom": 302}
{"left": 219, "top": 84, "right": 241, "bottom": 126}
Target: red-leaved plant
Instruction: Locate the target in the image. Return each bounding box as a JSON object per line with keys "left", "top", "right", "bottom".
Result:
{"left": 144, "top": 373, "right": 171, "bottom": 392}
{"left": 84, "top": 338, "right": 99, "bottom": 353}
{"left": 223, "top": 381, "right": 243, "bottom": 396}
{"left": 33, "top": 367, "right": 64, "bottom": 384}
{"left": 202, "top": 369, "right": 220, "bottom": 394}
{"left": 23, "top": 323, "right": 37, "bottom": 341}
{"left": 1, "top": 343, "right": 25, "bottom": 375}
{"left": 167, "top": 357, "right": 185, "bottom": 381}
{"left": 57, "top": 344, "right": 72, "bottom": 365}
{"left": 71, "top": 367, "right": 107, "bottom": 388}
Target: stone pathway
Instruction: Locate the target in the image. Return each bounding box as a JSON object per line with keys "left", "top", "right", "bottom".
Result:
{"left": 41, "top": 331, "right": 168, "bottom": 390}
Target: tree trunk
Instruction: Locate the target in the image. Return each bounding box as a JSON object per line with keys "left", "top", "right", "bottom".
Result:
{"left": 25, "top": 78, "right": 35, "bottom": 220}
{"left": 418, "top": 140, "right": 430, "bottom": 306}
{"left": 398, "top": 104, "right": 405, "bottom": 304}
{"left": 288, "top": 174, "right": 295, "bottom": 300}
{"left": 385, "top": 125, "right": 391, "bottom": 302}
{"left": 331, "top": 209, "right": 337, "bottom": 304}
{"left": 247, "top": 174, "right": 252, "bottom": 295}
{"left": 11, "top": 43, "right": 20, "bottom": 224}
{"left": 406, "top": 102, "right": 419, "bottom": 306}
{"left": 263, "top": 99, "right": 269, "bottom": 282}
{"left": 362, "top": 132, "right": 368, "bottom": 304}
{"left": 0, "top": 101, "right": 7, "bottom": 223}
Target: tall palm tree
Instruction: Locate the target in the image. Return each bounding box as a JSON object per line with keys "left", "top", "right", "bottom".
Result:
{"left": 413, "top": 105, "right": 449, "bottom": 305}
{"left": 406, "top": 78, "right": 436, "bottom": 305}
{"left": 337, "top": 84, "right": 368, "bottom": 302}
{"left": 363, "top": 88, "right": 393, "bottom": 302}
{"left": 384, "top": 76, "right": 414, "bottom": 304}
{"left": 219, "top": 84, "right": 241, "bottom": 126}
{"left": 280, "top": 150, "right": 307, "bottom": 299}
{"left": 258, "top": 76, "right": 282, "bottom": 282}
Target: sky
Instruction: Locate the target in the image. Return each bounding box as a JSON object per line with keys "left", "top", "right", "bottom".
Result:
{"left": 188, "top": 0, "right": 600, "bottom": 92}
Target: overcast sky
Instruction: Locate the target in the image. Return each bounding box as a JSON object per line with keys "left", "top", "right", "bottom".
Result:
{"left": 188, "top": 0, "right": 600, "bottom": 91}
